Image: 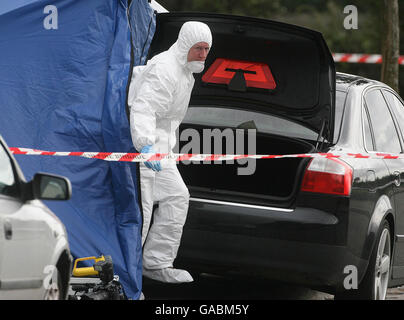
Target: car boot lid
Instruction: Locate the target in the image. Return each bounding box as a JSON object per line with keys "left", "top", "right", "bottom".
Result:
{"left": 149, "top": 12, "right": 336, "bottom": 142}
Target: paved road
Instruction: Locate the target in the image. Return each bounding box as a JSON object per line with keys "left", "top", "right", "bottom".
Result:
{"left": 142, "top": 273, "right": 404, "bottom": 300}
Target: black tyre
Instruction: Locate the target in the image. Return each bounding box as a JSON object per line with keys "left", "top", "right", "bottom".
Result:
{"left": 335, "top": 220, "right": 391, "bottom": 300}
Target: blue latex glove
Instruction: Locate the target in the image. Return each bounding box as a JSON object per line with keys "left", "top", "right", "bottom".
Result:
{"left": 141, "top": 145, "right": 161, "bottom": 172}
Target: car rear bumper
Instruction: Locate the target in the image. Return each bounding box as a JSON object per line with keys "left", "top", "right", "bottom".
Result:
{"left": 176, "top": 197, "right": 365, "bottom": 291}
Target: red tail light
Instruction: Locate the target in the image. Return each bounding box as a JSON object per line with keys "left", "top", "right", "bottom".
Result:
{"left": 301, "top": 157, "right": 353, "bottom": 196}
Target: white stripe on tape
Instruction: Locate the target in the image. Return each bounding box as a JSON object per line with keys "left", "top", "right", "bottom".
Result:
{"left": 333, "top": 53, "right": 404, "bottom": 65}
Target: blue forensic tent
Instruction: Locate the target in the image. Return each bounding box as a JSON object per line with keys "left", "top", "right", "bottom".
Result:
{"left": 0, "top": 0, "right": 156, "bottom": 299}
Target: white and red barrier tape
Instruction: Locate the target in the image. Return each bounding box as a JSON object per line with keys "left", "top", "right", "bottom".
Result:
{"left": 9, "top": 147, "right": 404, "bottom": 162}
{"left": 333, "top": 53, "right": 404, "bottom": 65}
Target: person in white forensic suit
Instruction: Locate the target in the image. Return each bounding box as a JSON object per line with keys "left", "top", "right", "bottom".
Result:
{"left": 128, "top": 21, "right": 212, "bottom": 283}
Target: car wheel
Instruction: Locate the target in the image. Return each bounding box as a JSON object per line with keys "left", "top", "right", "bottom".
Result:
{"left": 43, "top": 268, "right": 63, "bottom": 300}
{"left": 372, "top": 221, "right": 391, "bottom": 300}
{"left": 335, "top": 220, "right": 391, "bottom": 300}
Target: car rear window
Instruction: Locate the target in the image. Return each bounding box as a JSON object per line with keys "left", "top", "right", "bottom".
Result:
{"left": 183, "top": 106, "right": 319, "bottom": 140}
{"left": 184, "top": 92, "right": 346, "bottom": 143}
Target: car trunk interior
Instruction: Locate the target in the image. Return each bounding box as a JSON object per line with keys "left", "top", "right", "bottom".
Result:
{"left": 177, "top": 124, "right": 315, "bottom": 206}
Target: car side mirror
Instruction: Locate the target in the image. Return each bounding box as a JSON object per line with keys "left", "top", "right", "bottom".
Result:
{"left": 31, "top": 173, "right": 72, "bottom": 201}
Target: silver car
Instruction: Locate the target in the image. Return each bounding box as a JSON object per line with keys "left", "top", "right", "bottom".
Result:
{"left": 0, "top": 136, "right": 72, "bottom": 300}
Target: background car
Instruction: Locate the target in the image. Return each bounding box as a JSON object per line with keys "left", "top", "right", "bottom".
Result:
{"left": 147, "top": 12, "right": 404, "bottom": 299}
{"left": 0, "top": 136, "right": 72, "bottom": 300}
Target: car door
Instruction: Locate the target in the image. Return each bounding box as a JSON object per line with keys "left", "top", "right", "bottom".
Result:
{"left": 363, "top": 88, "right": 404, "bottom": 279}
{"left": 0, "top": 141, "right": 16, "bottom": 284}
{"left": 0, "top": 140, "right": 25, "bottom": 295}
{"left": 0, "top": 141, "right": 48, "bottom": 299}
{"left": 380, "top": 89, "right": 404, "bottom": 278}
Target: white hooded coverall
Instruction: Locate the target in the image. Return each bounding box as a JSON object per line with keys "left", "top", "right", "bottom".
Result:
{"left": 128, "top": 22, "right": 212, "bottom": 275}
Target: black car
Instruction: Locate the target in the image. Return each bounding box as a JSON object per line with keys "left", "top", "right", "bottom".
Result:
{"left": 148, "top": 12, "right": 404, "bottom": 299}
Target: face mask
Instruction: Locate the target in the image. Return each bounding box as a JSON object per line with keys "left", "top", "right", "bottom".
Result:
{"left": 186, "top": 61, "right": 205, "bottom": 73}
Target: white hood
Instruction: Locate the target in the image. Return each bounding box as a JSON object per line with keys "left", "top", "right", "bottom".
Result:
{"left": 169, "top": 21, "right": 212, "bottom": 66}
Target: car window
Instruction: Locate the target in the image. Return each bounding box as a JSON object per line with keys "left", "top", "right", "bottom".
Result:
{"left": 334, "top": 90, "right": 347, "bottom": 143}
{"left": 185, "top": 92, "right": 346, "bottom": 143}
{"left": 383, "top": 90, "right": 404, "bottom": 140}
{"left": 0, "top": 143, "right": 18, "bottom": 197}
{"left": 364, "top": 90, "right": 402, "bottom": 153}
{"left": 184, "top": 106, "right": 320, "bottom": 141}
{"left": 363, "top": 106, "right": 374, "bottom": 151}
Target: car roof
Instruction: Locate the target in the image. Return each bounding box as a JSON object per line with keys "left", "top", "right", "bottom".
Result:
{"left": 336, "top": 72, "right": 384, "bottom": 92}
